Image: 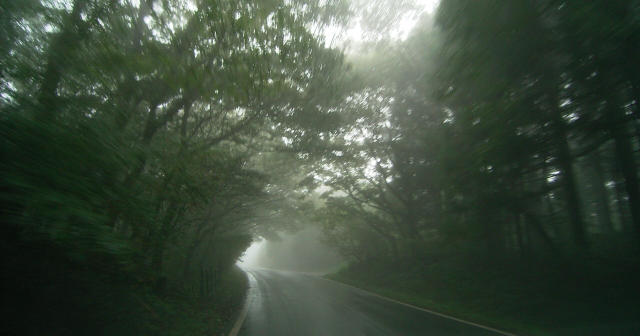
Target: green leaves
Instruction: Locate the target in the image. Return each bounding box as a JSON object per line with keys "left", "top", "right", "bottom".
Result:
{"left": 1, "top": 0, "right": 352, "bottom": 297}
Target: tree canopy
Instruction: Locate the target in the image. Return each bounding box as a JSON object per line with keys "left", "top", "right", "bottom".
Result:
{"left": 2, "top": 0, "right": 640, "bottom": 334}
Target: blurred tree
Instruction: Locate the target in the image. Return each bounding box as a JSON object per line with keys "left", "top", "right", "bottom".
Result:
{"left": 315, "top": 0, "right": 639, "bottom": 264}
{"left": 0, "top": 0, "right": 351, "bottom": 333}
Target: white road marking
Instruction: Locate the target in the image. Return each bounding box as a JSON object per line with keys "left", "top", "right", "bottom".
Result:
{"left": 320, "top": 276, "right": 519, "bottom": 336}
{"left": 227, "top": 271, "right": 256, "bottom": 336}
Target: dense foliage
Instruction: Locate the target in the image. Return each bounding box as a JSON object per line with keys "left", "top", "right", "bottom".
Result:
{"left": 1, "top": 0, "right": 349, "bottom": 334}
{"left": 316, "top": 0, "right": 640, "bottom": 264}
{"left": 313, "top": 1, "right": 640, "bottom": 333}
{"left": 3, "top": 0, "right": 640, "bottom": 334}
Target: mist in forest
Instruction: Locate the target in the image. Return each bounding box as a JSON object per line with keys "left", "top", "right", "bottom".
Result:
{"left": 238, "top": 227, "right": 345, "bottom": 274}
{"left": 3, "top": 0, "right": 640, "bottom": 334}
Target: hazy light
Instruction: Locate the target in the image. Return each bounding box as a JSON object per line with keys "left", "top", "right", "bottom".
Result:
{"left": 237, "top": 239, "right": 266, "bottom": 268}
{"left": 392, "top": 0, "right": 439, "bottom": 40}
{"left": 324, "top": 0, "right": 440, "bottom": 47}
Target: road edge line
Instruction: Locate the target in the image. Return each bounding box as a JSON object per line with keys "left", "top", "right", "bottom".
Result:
{"left": 320, "top": 276, "right": 519, "bottom": 336}
{"left": 227, "top": 272, "right": 253, "bottom": 336}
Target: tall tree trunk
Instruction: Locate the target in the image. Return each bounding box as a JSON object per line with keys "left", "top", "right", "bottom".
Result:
{"left": 612, "top": 169, "right": 632, "bottom": 231}
{"left": 550, "top": 96, "right": 587, "bottom": 249}
{"left": 37, "top": 0, "right": 87, "bottom": 121}
{"left": 623, "top": 40, "right": 640, "bottom": 139}
{"left": 524, "top": 212, "right": 558, "bottom": 255}
{"left": 589, "top": 149, "right": 614, "bottom": 232}
{"left": 599, "top": 65, "right": 640, "bottom": 241}
{"left": 606, "top": 111, "right": 640, "bottom": 241}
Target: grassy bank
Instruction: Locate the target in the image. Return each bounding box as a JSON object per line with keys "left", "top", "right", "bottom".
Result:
{"left": 327, "top": 255, "right": 640, "bottom": 335}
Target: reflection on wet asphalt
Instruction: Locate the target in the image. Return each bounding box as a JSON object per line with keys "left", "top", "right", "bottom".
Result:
{"left": 238, "top": 268, "right": 509, "bottom": 336}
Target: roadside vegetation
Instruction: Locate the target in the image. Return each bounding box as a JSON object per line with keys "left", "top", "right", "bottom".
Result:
{"left": 315, "top": 1, "right": 640, "bottom": 334}
{"left": 1, "top": 0, "right": 349, "bottom": 334}
{"left": 2, "top": 0, "right": 639, "bottom": 334}
{"left": 329, "top": 252, "right": 640, "bottom": 335}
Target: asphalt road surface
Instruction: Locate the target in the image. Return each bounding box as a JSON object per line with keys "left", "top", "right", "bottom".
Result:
{"left": 237, "top": 268, "right": 512, "bottom": 336}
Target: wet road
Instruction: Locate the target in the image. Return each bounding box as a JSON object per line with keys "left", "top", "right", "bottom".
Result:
{"left": 237, "top": 268, "right": 512, "bottom": 336}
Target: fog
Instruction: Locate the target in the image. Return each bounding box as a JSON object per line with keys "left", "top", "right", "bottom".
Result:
{"left": 5, "top": 0, "right": 640, "bottom": 334}
{"left": 238, "top": 226, "right": 345, "bottom": 274}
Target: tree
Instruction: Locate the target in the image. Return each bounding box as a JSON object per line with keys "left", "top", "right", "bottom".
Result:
{"left": 0, "top": 0, "right": 352, "bottom": 333}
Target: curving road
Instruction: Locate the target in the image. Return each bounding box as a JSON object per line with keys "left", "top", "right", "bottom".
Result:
{"left": 236, "top": 268, "right": 513, "bottom": 336}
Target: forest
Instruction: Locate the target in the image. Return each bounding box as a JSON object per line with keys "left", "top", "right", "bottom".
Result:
{"left": 1, "top": 0, "right": 639, "bottom": 335}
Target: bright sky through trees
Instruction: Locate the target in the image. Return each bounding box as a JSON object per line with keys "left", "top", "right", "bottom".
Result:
{"left": 4, "top": 0, "right": 640, "bottom": 334}
{"left": 324, "top": 0, "right": 439, "bottom": 47}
